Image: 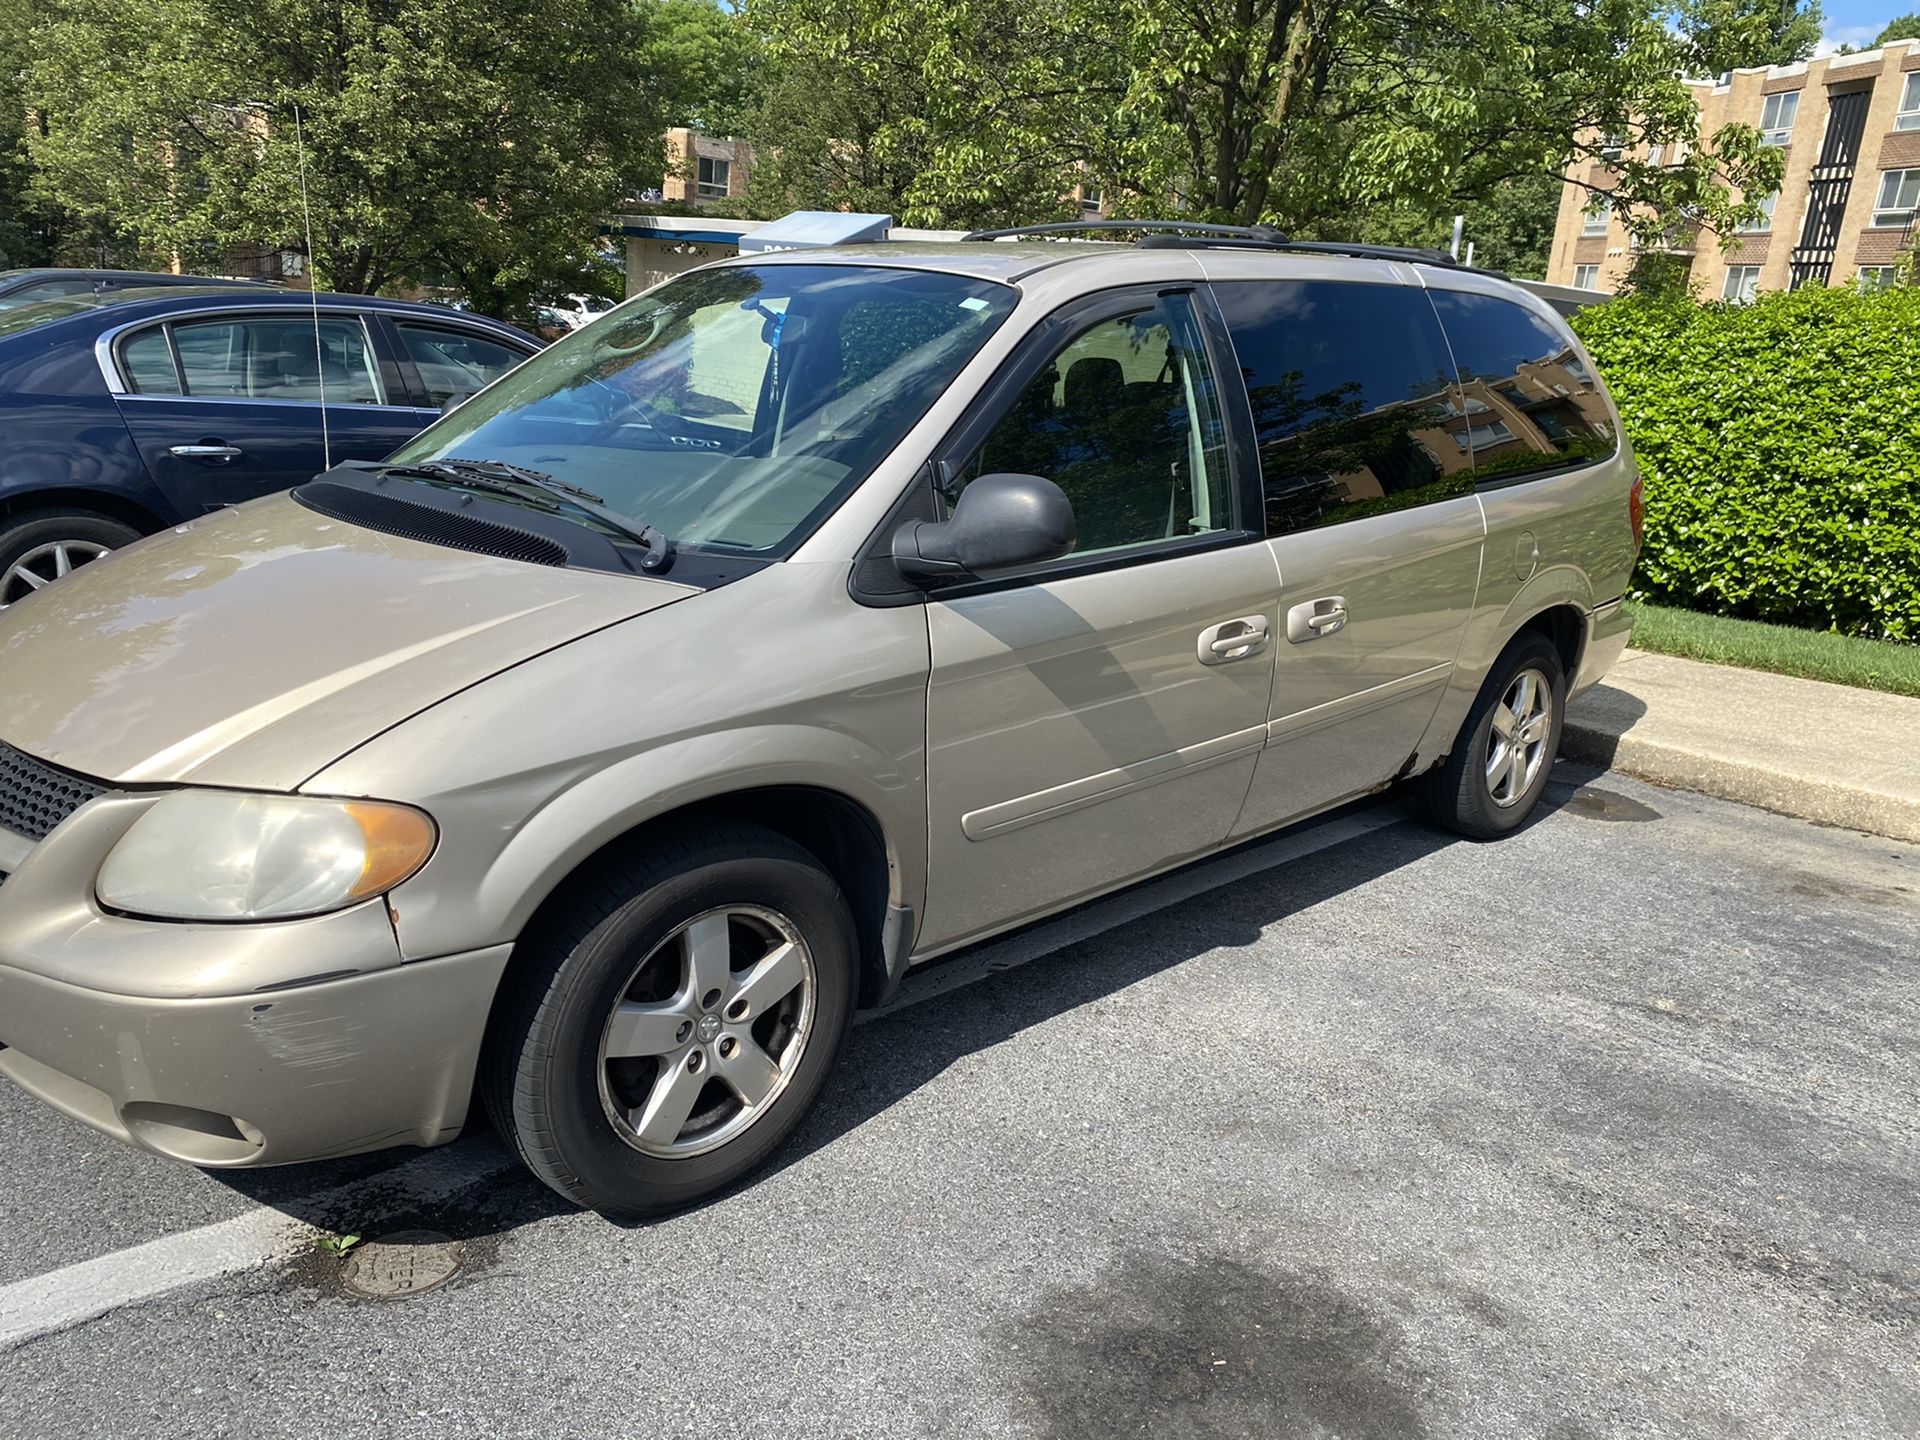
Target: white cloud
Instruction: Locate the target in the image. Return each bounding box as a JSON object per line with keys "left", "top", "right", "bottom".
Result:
{"left": 1814, "top": 25, "right": 1885, "bottom": 57}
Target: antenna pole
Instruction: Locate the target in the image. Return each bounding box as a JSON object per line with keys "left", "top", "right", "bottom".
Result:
{"left": 293, "top": 104, "right": 331, "bottom": 470}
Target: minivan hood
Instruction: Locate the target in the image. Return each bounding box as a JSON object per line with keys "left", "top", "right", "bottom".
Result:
{"left": 0, "top": 496, "right": 698, "bottom": 789}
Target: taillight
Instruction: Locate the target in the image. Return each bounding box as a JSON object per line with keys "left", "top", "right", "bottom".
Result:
{"left": 1628, "top": 474, "right": 1646, "bottom": 550}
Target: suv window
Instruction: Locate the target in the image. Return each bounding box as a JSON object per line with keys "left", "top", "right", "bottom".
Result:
{"left": 1214, "top": 279, "right": 1466, "bottom": 535}
{"left": 136, "top": 315, "right": 384, "bottom": 403}
{"left": 395, "top": 322, "right": 526, "bottom": 407}
{"left": 953, "top": 294, "right": 1232, "bottom": 555}
{"left": 1426, "top": 290, "right": 1615, "bottom": 482}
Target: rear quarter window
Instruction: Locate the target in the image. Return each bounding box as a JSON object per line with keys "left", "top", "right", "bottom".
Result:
{"left": 1425, "top": 289, "right": 1617, "bottom": 484}
{"left": 1214, "top": 279, "right": 1471, "bottom": 534}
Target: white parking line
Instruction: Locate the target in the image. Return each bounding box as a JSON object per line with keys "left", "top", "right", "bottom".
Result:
{"left": 0, "top": 799, "right": 1413, "bottom": 1351}
{"left": 0, "top": 1141, "right": 515, "bottom": 1352}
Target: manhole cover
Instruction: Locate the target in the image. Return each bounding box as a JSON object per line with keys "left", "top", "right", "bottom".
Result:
{"left": 340, "top": 1230, "right": 464, "bottom": 1299}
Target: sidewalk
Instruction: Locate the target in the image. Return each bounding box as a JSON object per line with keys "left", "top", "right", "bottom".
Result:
{"left": 1563, "top": 648, "right": 1920, "bottom": 843}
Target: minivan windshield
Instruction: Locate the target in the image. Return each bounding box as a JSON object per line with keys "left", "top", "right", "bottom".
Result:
{"left": 390, "top": 264, "right": 1018, "bottom": 558}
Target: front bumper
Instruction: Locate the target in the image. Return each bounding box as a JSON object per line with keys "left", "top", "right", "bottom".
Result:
{"left": 0, "top": 792, "right": 512, "bottom": 1167}
{"left": 0, "top": 945, "right": 511, "bottom": 1165}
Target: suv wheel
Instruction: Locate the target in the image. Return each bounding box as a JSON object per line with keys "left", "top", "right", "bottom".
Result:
{"left": 0, "top": 511, "right": 140, "bottom": 609}
{"left": 1419, "top": 631, "right": 1566, "bottom": 840}
{"left": 483, "top": 826, "right": 857, "bottom": 1218}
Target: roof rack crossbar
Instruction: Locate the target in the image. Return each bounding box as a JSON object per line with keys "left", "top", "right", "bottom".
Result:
{"left": 959, "top": 219, "right": 1292, "bottom": 244}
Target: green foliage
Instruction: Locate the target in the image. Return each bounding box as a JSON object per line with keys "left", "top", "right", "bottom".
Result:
{"left": 1874, "top": 13, "right": 1920, "bottom": 44}
{"left": 13, "top": 0, "right": 731, "bottom": 318}
{"left": 1572, "top": 286, "right": 1920, "bottom": 643}
{"left": 1676, "top": 0, "right": 1823, "bottom": 75}
{"left": 740, "top": 0, "right": 1785, "bottom": 249}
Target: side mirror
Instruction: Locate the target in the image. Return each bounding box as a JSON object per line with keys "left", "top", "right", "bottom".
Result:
{"left": 892, "top": 473, "right": 1076, "bottom": 584}
{"left": 440, "top": 393, "right": 472, "bottom": 416}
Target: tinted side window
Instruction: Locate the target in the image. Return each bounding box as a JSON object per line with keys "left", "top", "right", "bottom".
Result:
{"left": 1214, "top": 280, "right": 1467, "bottom": 535}
{"left": 121, "top": 328, "right": 181, "bottom": 394}
{"left": 1426, "top": 290, "right": 1616, "bottom": 483}
{"left": 395, "top": 323, "right": 526, "bottom": 408}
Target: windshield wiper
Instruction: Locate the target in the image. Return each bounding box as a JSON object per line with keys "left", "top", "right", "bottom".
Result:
{"left": 372, "top": 459, "right": 675, "bottom": 573}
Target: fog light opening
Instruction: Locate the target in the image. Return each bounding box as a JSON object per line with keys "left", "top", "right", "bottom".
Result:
{"left": 119, "top": 1101, "right": 266, "bottom": 1164}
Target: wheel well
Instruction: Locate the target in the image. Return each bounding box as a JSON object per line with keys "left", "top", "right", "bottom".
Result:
{"left": 0, "top": 488, "right": 170, "bottom": 536}
{"left": 516, "top": 786, "right": 898, "bottom": 1008}
{"left": 1520, "top": 604, "right": 1584, "bottom": 683}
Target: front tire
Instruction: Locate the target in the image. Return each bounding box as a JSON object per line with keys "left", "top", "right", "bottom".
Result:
{"left": 1419, "top": 632, "right": 1566, "bottom": 840}
{"left": 482, "top": 826, "right": 857, "bottom": 1219}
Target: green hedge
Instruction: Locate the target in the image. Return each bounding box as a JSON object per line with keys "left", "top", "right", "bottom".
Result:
{"left": 1570, "top": 285, "right": 1920, "bottom": 643}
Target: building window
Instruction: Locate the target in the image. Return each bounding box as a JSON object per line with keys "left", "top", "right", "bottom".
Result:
{"left": 1873, "top": 168, "right": 1920, "bottom": 227}
{"left": 1646, "top": 144, "right": 1664, "bottom": 166}
{"left": 1858, "top": 265, "right": 1902, "bottom": 290}
{"left": 1736, "top": 191, "right": 1777, "bottom": 234}
{"left": 1759, "top": 91, "right": 1799, "bottom": 147}
{"left": 1898, "top": 74, "right": 1920, "bottom": 132}
{"left": 1079, "top": 185, "right": 1102, "bottom": 215}
{"left": 1722, "top": 266, "right": 1761, "bottom": 304}
{"left": 1573, "top": 263, "right": 1601, "bottom": 289}
{"left": 696, "top": 155, "right": 731, "bottom": 199}
{"left": 1582, "top": 197, "right": 1611, "bottom": 236}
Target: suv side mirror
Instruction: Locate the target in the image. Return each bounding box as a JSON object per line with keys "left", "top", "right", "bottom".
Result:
{"left": 891, "top": 473, "right": 1076, "bottom": 584}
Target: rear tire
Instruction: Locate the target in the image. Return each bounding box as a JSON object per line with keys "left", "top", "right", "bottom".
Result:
{"left": 0, "top": 510, "right": 140, "bottom": 608}
{"left": 1419, "top": 632, "right": 1566, "bottom": 840}
{"left": 482, "top": 825, "right": 857, "bottom": 1219}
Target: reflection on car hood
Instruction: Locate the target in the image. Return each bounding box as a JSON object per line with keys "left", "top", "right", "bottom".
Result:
{"left": 0, "top": 495, "right": 698, "bottom": 789}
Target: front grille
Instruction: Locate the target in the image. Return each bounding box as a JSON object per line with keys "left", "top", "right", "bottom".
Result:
{"left": 0, "top": 742, "right": 108, "bottom": 842}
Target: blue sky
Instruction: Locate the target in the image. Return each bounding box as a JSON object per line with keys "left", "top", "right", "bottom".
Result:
{"left": 1818, "top": 1, "right": 1910, "bottom": 53}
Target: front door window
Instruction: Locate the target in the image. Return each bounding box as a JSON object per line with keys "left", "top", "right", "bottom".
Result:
{"left": 951, "top": 295, "right": 1233, "bottom": 554}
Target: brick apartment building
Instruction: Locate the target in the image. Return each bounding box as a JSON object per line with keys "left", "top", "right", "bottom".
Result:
{"left": 1545, "top": 40, "right": 1920, "bottom": 299}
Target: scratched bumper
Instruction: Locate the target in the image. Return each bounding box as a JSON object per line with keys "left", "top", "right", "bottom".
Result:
{"left": 0, "top": 945, "right": 512, "bottom": 1166}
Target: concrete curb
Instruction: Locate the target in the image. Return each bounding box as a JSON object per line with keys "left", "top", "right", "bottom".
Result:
{"left": 1563, "top": 650, "right": 1920, "bottom": 845}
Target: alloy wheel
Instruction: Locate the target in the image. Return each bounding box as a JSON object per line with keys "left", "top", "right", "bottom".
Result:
{"left": 597, "top": 905, "right": 817, "bottom": 1159}
{"left": 1484, "top": 666, "right": 1554, "bottom": 808}
{"left": 0, "top": 539, "right": 112, "bottom": 608}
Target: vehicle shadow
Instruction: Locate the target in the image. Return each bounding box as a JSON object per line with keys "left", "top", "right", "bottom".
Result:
{"left": 1561, "top": 683, "right": 1649, "bottom": 769}
{"left": 214, "top": 766, "right": 1614, "bottom": 1243}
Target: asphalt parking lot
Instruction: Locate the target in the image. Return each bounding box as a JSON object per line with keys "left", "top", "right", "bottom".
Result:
{"left": 1, "top": 763, "right": 1915, "bottom": 1439}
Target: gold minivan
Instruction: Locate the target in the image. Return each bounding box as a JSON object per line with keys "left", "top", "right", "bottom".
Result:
{"left": 0, "top": 227, "right": 1638, "bottom": 1216}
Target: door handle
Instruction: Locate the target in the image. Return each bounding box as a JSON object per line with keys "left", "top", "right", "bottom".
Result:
{"left": 1197, "top": 615, "right": 1270, "bottom": 665}
{"left": 1286, "top": 596, "right": 1348, "bottom": 642}
{"left": 168, "top": 443, "right": 242, "bottom": 462}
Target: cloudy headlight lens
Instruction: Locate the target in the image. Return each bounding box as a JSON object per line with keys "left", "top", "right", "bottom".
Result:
{"left": 96, "top": 791, "right": 436, "bottom": 921}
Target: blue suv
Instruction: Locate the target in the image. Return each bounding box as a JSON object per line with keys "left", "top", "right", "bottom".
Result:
{"left": 0, "top": 286, "right": 541, "bottom": 605}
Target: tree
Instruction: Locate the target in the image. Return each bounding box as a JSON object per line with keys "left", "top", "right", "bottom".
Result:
{"left": 740, "top": 0, "right": 1783, "bottom": 253}
{"left": 19, "top": 0, "right": 700, "bottom": 317}
{"left": 1676, "top": 0, "right": 1822, "bottom": 76}
{"left": 1875, "top": 13, "right": 1920, "bottom": 45}
{"left": 742, "top": 0, "right": 1107, "bottom": 226}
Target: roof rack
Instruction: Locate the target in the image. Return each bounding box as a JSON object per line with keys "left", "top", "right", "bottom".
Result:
{"left": 959, "top": 220, "right": 1292, "bottom": 245}
{"left": 958, "top": 218, "right": 1482, "bottom": 271}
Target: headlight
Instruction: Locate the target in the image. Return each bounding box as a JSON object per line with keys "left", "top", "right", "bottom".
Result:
{"left": 97, "top": 791, "right": 437, "bottom": 921}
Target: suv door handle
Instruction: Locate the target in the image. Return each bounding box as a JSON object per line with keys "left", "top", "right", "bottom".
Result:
{"left": 168, "top": 443, "right": 243, "bottom": 463}
{"left": 1286, "top": 596, "right": 1348, "bottom": 642}
{"left": 1197, "top": 615, "right": 1270, "bottom": 665}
